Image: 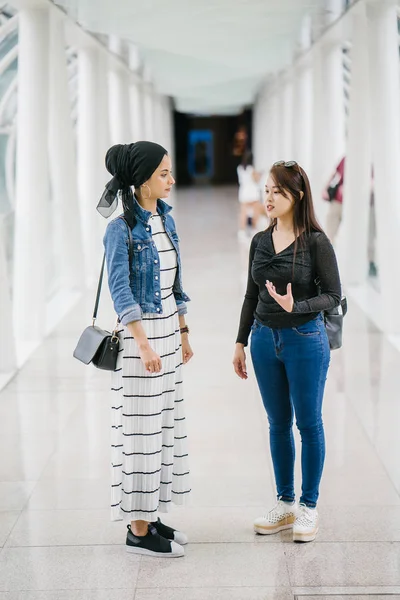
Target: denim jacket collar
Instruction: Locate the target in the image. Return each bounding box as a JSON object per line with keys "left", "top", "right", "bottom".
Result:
{"left": 132, "top": 196, "right": 173, "bottom": 224}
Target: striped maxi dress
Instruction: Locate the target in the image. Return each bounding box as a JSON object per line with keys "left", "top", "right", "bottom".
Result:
{"left": 110, "top": 213, "right": 191, "bottom": 522}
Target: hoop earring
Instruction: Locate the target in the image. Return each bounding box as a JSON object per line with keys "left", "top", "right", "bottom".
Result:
{"left": 141, "top": 184, "right": 151, "bottom": 200}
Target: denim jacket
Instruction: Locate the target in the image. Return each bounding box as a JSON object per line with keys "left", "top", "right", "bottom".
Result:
{"left": 103, "top": 197, "right": 190, "bottom": 325}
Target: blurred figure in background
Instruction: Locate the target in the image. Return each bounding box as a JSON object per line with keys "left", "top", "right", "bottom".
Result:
{"left": 323, "top": 157, "right": 344, "bottom": 245}
{"left": 237, "top": 150, "right": 261, "bottom": 240}
{"left": 323, "top": 157, "right": 377, "bottom": 277}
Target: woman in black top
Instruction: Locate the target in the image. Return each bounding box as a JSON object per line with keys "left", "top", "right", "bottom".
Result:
{"left": 233, "top": 161, "right": 341, "bottom": 542}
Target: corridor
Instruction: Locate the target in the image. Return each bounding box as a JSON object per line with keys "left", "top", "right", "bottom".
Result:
{"left": 0, "top": 187, "right": 399, "bottom": 597}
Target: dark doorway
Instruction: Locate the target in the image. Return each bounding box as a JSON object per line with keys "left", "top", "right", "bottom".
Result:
{"left": 174, "top": 109, "right": 252, "bottom": 186}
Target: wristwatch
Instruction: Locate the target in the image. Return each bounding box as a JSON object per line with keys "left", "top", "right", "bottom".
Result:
{"left": 180, "top": 326, "right": 189, "bottom": 335}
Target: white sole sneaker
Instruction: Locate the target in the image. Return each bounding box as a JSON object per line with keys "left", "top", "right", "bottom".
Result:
{"left": 126, "top": 541, "right": 185, "bottom": 557}
{"left": 254, "top": 516, "right": 296, "bottom": 535}
{"left": 293, "top": 526, "right": 318, "bottom": 542}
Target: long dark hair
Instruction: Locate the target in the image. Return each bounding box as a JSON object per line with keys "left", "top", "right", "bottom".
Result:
{"left": 268, "top": 163, "right": 324, "bottom": 266}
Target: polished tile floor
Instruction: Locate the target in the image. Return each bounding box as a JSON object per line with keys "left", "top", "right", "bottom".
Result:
{"left": 0, "top": 187, "right": 400, "bottom": 599}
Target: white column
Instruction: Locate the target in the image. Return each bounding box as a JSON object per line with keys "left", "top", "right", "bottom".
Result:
{"left": 143, "top": 85, "right": 155, "bottom": 141}
{"left": 128, "top": 45, "right": 141, "bottom": 141}
{"left": 310, "top": 46, "right": 326, "bottom": 221}
{"left": 96, "top": 51, "right": 111, "bottom": 180}
{"left": 48, "top": 9, "right": 83, "bottom": 291}
{"left": 323, "top": 42, "right": 346, "bottom": 169}
{"left": 367, "top": 0, "right": 400, "bottom": 332}
{"left": 281, "top": 76, "right": 294, "bottom": 159}
{"left": 340, "top": 4, "right": 371, "bottom": 284}
{"left": 77, "top": 46, "right": 104, "bottom": 284}
{"left": 311, "top": 38, "right": 346, "bottom": 224}
{"left": 13, "top": 7, "right": 50, "bottom": 345}
{"left": 292, "top": 61, "right": 313, "bottom": 172}
{"left": 129, "top": 80, "right": 142, "bottom": 141}
{"left": 108, "top": 37, "right": 131, "bottom": 145}
{"left": 0, "top": 217, "right": 17, "bottom": 373}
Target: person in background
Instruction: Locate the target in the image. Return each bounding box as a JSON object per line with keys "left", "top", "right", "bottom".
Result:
{"left": 237, "top": 150, "right": 261, "bottom": 240}
{"left": 323, "top": 157, "right": 345, "bottom": 245}
{"left": 323, "top": 157, "right": 377, "bottom": 277}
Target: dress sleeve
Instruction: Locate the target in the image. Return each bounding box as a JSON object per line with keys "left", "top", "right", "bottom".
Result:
{"left": 293, "top": 232, "right": 341, "bottom": 314}
{"left": 235, "top": 233, "right": 261, "bottom": 346}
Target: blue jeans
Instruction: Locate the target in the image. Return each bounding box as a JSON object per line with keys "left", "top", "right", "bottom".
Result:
{"left": 250, "top": 315, "right": 330, "bottom": 507}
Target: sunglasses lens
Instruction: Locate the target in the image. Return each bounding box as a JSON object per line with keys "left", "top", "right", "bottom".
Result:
{"left": 273, "top": 161, "right": 285, "bottom": 166}
{"left": 285, "top": 161, "right": 297, "bottom": 167}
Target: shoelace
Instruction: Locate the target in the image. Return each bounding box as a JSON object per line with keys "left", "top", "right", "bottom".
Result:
{"left": 263, "top": 500, "right": 294, "bottom": 521}
{"left": 296, "top": 505, "right": 316, "bottom": 526}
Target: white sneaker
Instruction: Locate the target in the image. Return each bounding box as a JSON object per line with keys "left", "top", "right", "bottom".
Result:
{"left": 293, "top": 504, "right": 319, "bottom": 542}
{"left": 254, "top": 500, "right": 298, "bottom": 535}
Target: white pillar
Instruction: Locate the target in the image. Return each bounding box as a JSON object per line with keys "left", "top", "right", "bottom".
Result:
{"left": 281, "top": 76, "right": 294, "bottom": 159}
{"left": 323, "top": 42, "right": 346, "bottom": 169}
{"left": 128, "top": 45, "right": 141, "bottom": 141}
{"left": 310, "top": 46, "right": 326, "bottom": 221}
{"left": 129, "top": 80, "right": 142, "bottom": 141}
{"left": 96, "top": 51, "right": 111, "bottom": 181}
{"left": 77, "top": 46, "right": 104, "bottom": 284}
{"left": 292, "top": 62, "right": 313, "bottom": 172}
{"left": 340, "top": 4, "right": 371, "bottom": 285}
{"left": 13, "top": 8, "right": 50, "bottom": 344}
{"left": 367, "top": 0, "right": 400, "bottom": 332}
{"left": 311, "top": 38, "right": 346, "bottom": 224}
{"left": 0, "top": 217, "right": 17, "bottom": 373}
{"left": 143, "top": 86, "right": 155, "bottom": 141}
{"left": 108, "top": 37, "right": 131, "bottom": 145}
{"left": 48, "top": 9, "right": 84, "bottom": 291}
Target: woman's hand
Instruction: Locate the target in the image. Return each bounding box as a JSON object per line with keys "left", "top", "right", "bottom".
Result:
{"left": 233, "top": 344, "right": 248, "bottom": 380}
{"left": 182, "top": 335, "right": 194, "bottom": 364}
{"left": 139, "top": 344, "right": 162, "bottom": 373}
{"left": 266, "top": 280, "right": 294, "bottom": 313}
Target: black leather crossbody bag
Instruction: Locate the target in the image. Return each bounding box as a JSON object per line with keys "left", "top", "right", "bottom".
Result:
{"left": 73, "top": 217, "right": 133, "bottom": 370}
{"left": 310, "top": 232, "right": 347, "bottom": 350}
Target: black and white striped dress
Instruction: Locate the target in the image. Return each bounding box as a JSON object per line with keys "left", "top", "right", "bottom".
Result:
{"left": 110, "top": 214, "right": 190, "bottom": 522}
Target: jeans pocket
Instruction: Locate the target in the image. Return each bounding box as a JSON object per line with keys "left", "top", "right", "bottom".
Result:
{"left": 292, "top": 320, "right": 321, "bottom": 337}
{"left": 251, "top": 320, "right": 260, "bottom": 333}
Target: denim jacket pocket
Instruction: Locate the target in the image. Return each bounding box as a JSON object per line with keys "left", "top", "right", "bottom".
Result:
{"left": 132, "top": 242, "right": 150, "bottom": 271}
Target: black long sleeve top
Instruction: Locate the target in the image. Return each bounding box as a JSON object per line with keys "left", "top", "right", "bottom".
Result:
{"left": 236, "top": 228, "right": 341, "bottom": 346}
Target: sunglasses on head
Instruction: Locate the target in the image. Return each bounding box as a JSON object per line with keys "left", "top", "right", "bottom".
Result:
{"left": 273, "top": 160, "right": 298, "bottom": 168}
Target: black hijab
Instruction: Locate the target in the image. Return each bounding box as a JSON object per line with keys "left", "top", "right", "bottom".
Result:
{"left": 96, "top": 141, "right": 168, "bottom": 223}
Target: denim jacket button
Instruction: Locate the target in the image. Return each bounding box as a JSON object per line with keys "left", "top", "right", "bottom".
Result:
{"left": 146, "top": 227, "right": 150, "bottom": 232}
{"left": 155, "top": 292, "right": 159, "bottom": 296}
{"left": 155, "top": 276, "right": 159, "bottom": 280}
{"left": 137, "top": 245, "right": 141, "bottom": 250}
{"left": 157, "top": 308, "right": 160, "bottom": 312}
{"left": 154, "top": 259, "right": 158, "bottom": 264}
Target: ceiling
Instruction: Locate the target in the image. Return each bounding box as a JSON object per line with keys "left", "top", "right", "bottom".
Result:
{"left": 55, "top": 0, "right": 327, "bottom": 115}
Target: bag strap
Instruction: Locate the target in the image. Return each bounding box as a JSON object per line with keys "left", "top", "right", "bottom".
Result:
{"left": 309, "top": 231, "right": 347, "bottom": 316}
{"left": 92, "top": 216, "right": 134, "bottom": 325}
{"left": 309, "top": 231, "right": 320, "bottom": 287}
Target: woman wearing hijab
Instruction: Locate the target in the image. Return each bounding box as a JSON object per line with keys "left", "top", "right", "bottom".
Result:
{"left": 98, "top": 142, "right": 193, "bottom": 558}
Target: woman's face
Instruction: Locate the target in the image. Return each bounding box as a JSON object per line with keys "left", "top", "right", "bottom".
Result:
{"left": 146, "top": 154, "right": 175, "bottom": 199}
{"left": 264, "top": 174, "right": 295, "bottom": 220}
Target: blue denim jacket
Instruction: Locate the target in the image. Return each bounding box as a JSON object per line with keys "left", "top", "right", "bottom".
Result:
{"left": 103, "top": 197, "right": 190, "bottom": 325}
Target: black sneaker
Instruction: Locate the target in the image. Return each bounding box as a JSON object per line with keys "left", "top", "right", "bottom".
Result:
{"left": 151, "top": 517, "right": 188, "bottom": 545}
{"left": 125, "top": 524, "right": 184, "bottom": 557}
